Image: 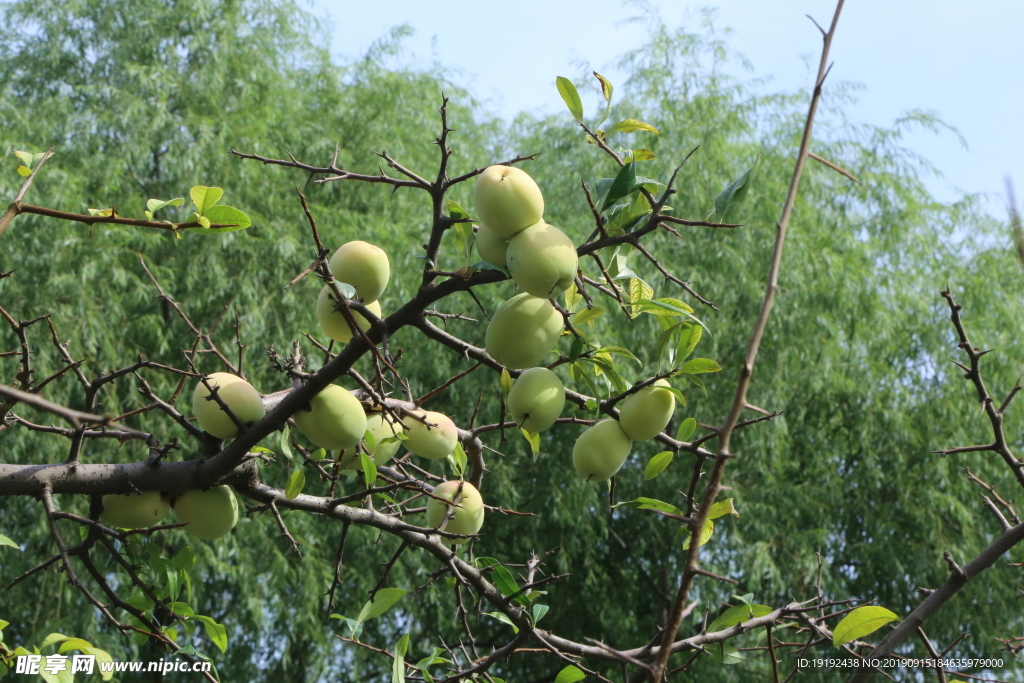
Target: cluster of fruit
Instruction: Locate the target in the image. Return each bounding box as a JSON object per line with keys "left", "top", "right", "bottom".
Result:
{"left": 476, "top": 165, "right": 679, "bottom": 481}
{"left": 95, "top": 164, "right": 678, "bottom": 544}
{"left": 99, "top": 487, "right": 238, "bottom": 541}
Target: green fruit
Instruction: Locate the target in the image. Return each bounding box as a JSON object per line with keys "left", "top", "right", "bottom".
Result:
{"left": 425, "top": 480, "right": 484, "bottom": 544}
{"left": 173, "top": 486, "right": 239, "bottom": 540}
{"left": 338, "top": 411, "right": 405, "bottom": 470}
{"left": 618, "top": 379, "right": 675, "bottom": 440}
{"left": 316, "top": 285, "right": 382, "bottom": 343}
{"left": 476, "top": 223, "right": 510, "bottom": 267}
{"left": 404, "top": 410, "right": 458, "bottom": 460}
{"left": 506, "top": 221, "right": 578, "bottom": 298}
{"left": 474, "top": 165, "right": 544, "bottom": 239}
{"left": 192, "top": 372, "right": 266, "bottom": 439}
{"left": 572, "top": 419, "right": 633, "bottom": 482}
{"left": 507, "top": 367, "right": 565, "bottom": 433}
{"left": 293, "top": 384, "right": 368, "bottom": 451}
{"left": 328, "top": 240, "right": 390, "bottom": 303}
{"left": 485, "top": 293, "right": 563, "bottom": 369}
{"left": 100, "top": 492, "right": 169, "bottom": 529}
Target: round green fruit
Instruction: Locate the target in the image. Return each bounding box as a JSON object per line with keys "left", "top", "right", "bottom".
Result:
{"left": 572, "top": 419, "right": 633, "bottom": 482}
{"left": 425, "top": 480, "right": 484, "bottom": 544}
{"left": 618, "top": 379, "right": 675, "bottom": 441}
{"left": 316, "top": 285, "right": 382, "bottom": 343}
{"left": 507, "top": 367, "right": 565, "bottom": 433}
{"left": 506, "top": 221, "right": 578, "bottom": 298}
{"left": 293, "top": 384, "right": 367, "bottom": 451}
{"left": 192, "top": 372, "right": 266, "bottom": 439}
{"left": 338, "top": 411, "right": 405, "bottom": 470}
{"left": 404, "top": 410, "right": 458, "bottom": 460}
{"left": 485, "top": 293, "right": 563, "bottom": 369}
{"left": 100, "top": 492, "right": 169, "bottom": 529}
{"left": 475, "top": 223, "right": 510, "bottom": 267}
{"left": 474, "top": 165, "right": 544, "bottom": 239}
{"left": 328, "top": 240, "right": 390, "bottom": 303}
{"left": 173, "top": 486, "right": 239, "bottom": 541}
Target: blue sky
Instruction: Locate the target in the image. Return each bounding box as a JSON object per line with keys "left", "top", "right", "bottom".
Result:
{"left": 310, "top": 0, "right": 1022, "bottom": 219}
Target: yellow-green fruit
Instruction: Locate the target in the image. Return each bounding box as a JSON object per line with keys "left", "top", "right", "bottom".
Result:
{"left": 328, "top": 240, "right": 390, "bottom": 303}
{"left": 485, "top": 293, "right": 563, "bottom": 369}
{"left": 618, "top": 379, "right": 675, "bottom": 441}
{"left": 293, "top": 384, "right": 368, "bottom": 451}
{"left": 192, "top": 372, "right": 266, "bottom": 439}
{"left": 173, "top": 486, "right": 239, "bottom": 540}
{"left": 404, "top": 410, "right": 458, "bottom": 460}
{"left": 474, "top": 165, "right": 544, "bottom": 238}
{"left": 425, "top": 480, "right": 484, "bottom": 544}
{"left": 476, "top": 224, "right": 509, "bottom": 267}
{"left": 572, "top": 419, "right": 632, "bottom": 482}
{"left": 507, "top": 367, "right": 565, "bottom": 433}
{"left": 338, "top": 412, "right": 405, "bottom": 470}
{"left": 100, "top": 492, "right": 169, "bottom": 529}
{"left": 316, "top": 286, "right": 382, "bottom": 343}
{"left": 506, "top": 221, "right": 578, "bottom": 298}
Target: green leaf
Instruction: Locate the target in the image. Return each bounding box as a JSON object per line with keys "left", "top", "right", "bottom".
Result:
{"left": 569, "top": 336, "right": 586, "bottom": 361}
{"left": 595, "top": 345, "right": 641, "bottom": 366}
{"left": 600, "top": 161, "right": 638, "bottom": 211}
{"left": 677, "top": 324, "right": 702, "bottom": 361}
{"left": 564, "top": 282, "right": 583, "bottom": 313}
{"left": 352, "top": 588, "right": 406, "bottom": 636}
{"left": 448, "top": 442, "right": 467, "bottom": 477}
{"left": 707, "top": 498, "right": 739, "bottom": 520}
{"left": 146, "top": 197, "right": 184, "bottom": 214}
{"left": 360, "top": 453, "right": 377, "bottom": 488}
{"left": 593, "top": 71, "right": 613, "bottom": 101}
{"left": 499, "top": 368, "right": 514, "bottom": 398}
{"left": 709, "top": 148, "right": 761, "bottom": 222}
{"left": 187, "top": 205, "right": 252, "bottom": 234}
{"left": 16, "top": 165, "right": 32, "bottom": 177}
{"left": 192, "top": 615, "right": 228, "bottom": 653}
{"left": 482, "top": 611, "right": 519, "bottom": 634}
{"left": 125, "top": 595, "right": 154, "bottom": 612}
{"left": 707, "top": 640, "right": 745, "bottom": 665}
{"left": 682, "top": 358, "right": 721, "bottom": 374}
{"left": 633, "top": 149, "right": 657, "bottom": 161}
{"left": 171, "top": 544, "right": 194, "bottom": 573}
{"left": 643, "top": 451, "right": 674, "bottom": 480}
{"left": 555, "top": 77, "right": 584, "bottom": 122}
{"left": 311, "top": 448, "right": 327, "bottom": 461}
{"left": 279, "top": 425, "right": 295, "bottom": 462}
{"left": 285, "top": 469, "right": 305, "bottom": 500}
{"left": 0, "top": 533, "right": 20, "bottom": 550}
{"left": 554, "top": 664, "right": 586, "bottom": 683}
{"left": 681, "top": 372, "right": 708, "bottom": 399}
{"left": 606, "top": 119, "right": 660, "bottom": 135}
{"left": 531, "top": 603, "right": 550, "bottom": 624}
{"left": 521, "top": 428, "right": 541, "bottom": 460}
{"left": 414, "top": 648, "right": 452, "bottom": 681}
{"left": 189, "top": 185, "right": 224, "bottom": 213}
{"left": 832, "top": 606, "right": 900, "bottom": 647}
{"left": 682, "top": 519, "right": 714, "bottom": 549}
{"left": 492, "top": 564, "right": 531, "bottom": 607}
{"left": 612, "top": 497, "right": 684, "bottom": 515}
{"left": 448, "top": 200, "right": 474, "bottom": 261}
{"left": 572, "top": 306, "right": 605, "bottom": 326}
{"left": 13, "top": 150, "right": 33, "bottom": 166}
{"left": 707, "top": 603, "right": 773, "bottom": 633}
{"left": 39, "top": 633, "right": 71, "bottom": 649}
{"left": 675, "top": 417, "right": 697, "bottom": 442}
{"left": 392, "top": 633, "right": 410, "bottom": 683}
